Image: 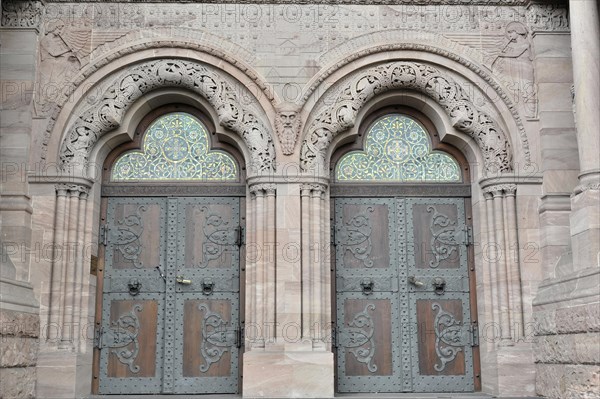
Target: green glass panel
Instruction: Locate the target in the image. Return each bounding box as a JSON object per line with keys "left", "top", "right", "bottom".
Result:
{"left": 111, "top": 112, "right": 238, "bottom": 181}
{"left": 335, "top": 114, "right": 461, "bottom": 182}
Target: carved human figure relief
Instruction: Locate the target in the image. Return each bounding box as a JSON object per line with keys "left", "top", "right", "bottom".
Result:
{"left": 36, "top": 20, "right": 91, "bottom": 116}
{"left": 491, "top": 22, "right": 537, "bottom": 119}
{"left": 274, "top": 103, "right": 302, "bottom": 155}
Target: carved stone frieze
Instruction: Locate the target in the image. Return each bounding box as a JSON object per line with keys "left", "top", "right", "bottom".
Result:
{"left": 300, "top": 62, "right": 513, "bottom": 175}
{"left": 55, "top": 183, "right": 90, "bottom": 197}
{"left": 58, "top": 59, "right": 275, "bottom": 174}
{"left": 526, "top": 2, "right": 570, "bottom": 32}
{"left": 274, "top": 103, "right": 302, "bottom": 155}
{"left": 1, "top": 0, "right": 42, "bottom": 29}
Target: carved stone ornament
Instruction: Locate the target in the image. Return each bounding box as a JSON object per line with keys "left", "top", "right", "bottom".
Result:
{"left": 526, "top": 2, "right": 570, "bottom": 32}
{"left": 0, "top": 0, "right": 42, "bottom": 29}
{"left": 300, "top": 62, "right": 513, "bottom": 175}
{"left": 482, "top": 183, "right": 517, "bottom": 195}
{"left": 44, "top": 0, "right": 529, "bottom": 4}
{"left": 274, "top": 103, "right": 302, "bottom": 155}
{"left": 58, "top": 59, "right": 275, "bottom": 174}
{"left": 491, "top": 22, "right": 537, "bottom": 119}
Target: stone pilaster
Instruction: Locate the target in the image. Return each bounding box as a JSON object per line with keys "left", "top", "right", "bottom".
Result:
{"left": 0, "top": 2, "right": 43, "bottom": 398}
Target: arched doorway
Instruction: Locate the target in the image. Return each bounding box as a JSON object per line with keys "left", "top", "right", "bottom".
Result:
{"left": 93, "top": 105, "right": 245, "bottom": 395}
{"left": 331, "top": 107, "right": 481, "bottom": 393}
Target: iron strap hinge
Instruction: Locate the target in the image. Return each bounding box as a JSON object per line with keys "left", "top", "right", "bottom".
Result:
{"left": 459, "top": 226, "right": 473, "bottom": 246}
{"left": 94, "top": 326, "right": 104, "bottom": 349}
{"left": 99, "top": 224, "right": 108, "bottom": 246}
{"left": 470, "top": 323, "right": 479, "bottom": 347}
{"left": 236, "top": 226, "right": 245, "bottom": 247}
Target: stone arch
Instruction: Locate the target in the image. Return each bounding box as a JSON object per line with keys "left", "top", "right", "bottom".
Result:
{"left": 58, "top": 58, "right": 276, "bottom": 175}
{"left": 300, "top": 61, "right": 513, "bottom": 175}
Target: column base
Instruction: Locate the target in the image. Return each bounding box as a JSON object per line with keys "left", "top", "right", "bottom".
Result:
{"left": 242, "top": 345, "right": 334, "bottom": 398}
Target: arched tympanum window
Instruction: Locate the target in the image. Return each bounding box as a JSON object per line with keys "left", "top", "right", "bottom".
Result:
{"left": 335, "top": 114, "right": 461, "bottom": 182}
{"left": 111, "top": 112, "right": 238, "bottom": 181}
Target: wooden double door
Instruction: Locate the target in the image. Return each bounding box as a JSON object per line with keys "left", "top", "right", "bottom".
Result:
{"left": 96, "top": 196, "right": 242, "bottom": 394}
{"left": 334, "top": 196, "right": 479, "bottom": 393}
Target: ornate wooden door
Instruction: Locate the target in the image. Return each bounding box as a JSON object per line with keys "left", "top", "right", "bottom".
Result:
{"left": 97, "top": 197, "right": 241, "bottom": 395}
{"left": 334, "top": 197, "right": 476, "bottom": 393}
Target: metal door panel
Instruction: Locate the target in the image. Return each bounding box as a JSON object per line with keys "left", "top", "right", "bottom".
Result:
{"left": 406, "top": 198, "right": 474, "bottom": 392}
{"left": 335, "top": 197, "right": 474, "bottom": 393}
{"left": 173, "top": 292, "right": 240, "bottom": 394}
{"left": 99, "top": 196, "right": 241, "bottom": 395}
{"left": 98, "top": 293, "right": 164, "bottom": 394}
{"left": 336, "top": 292, "right": 402, "bottom": 392}
{"left": 173, "top": 197, "right": 241, "bottom": 394}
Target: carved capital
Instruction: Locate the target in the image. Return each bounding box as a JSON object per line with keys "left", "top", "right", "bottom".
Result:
{"left": 300, "top": 183, "right": 327, "bottom": 196}
{"left": 1, "top": 0, "right": 42, "bottom": 29}
{"left": 55, "top": 183, "right": 90, "bottom": 197}
{"left": 482, "top": 184, "right": 517, "bottom": 196}
{"left": 249, "top": 183, "right": 276, "bottom": 195}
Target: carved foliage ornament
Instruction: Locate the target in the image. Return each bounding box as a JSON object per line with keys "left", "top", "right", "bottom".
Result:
{"left": 300, "top": 62, "right": 512, "bottom": 175}
{"left": 1, "top": 0, "right": 42, "bottom": 28}
{"left": 59, "top": 59, "right": 275, "bottom": 173}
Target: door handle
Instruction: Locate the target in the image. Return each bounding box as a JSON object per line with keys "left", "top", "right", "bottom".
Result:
{"left": 408, "top": 276, "right": 424, "bottom": 287}
{"left": 176, "top": 276, "right": 192, "bottom": 285}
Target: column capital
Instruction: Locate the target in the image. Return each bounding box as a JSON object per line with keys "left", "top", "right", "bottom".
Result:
{"left": 249, "top": 183, "right": 276, "bottom": 196}
{"left": 55, "top": 183, "right": 90, "bottom": 197}
{"left": 482, "top": 184, "right": 517, "bottom": 197}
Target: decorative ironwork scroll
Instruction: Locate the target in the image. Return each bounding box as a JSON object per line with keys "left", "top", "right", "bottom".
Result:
{"left": 198, "top": 304, "right": 233, "bottom": 373}
{"left": 114, "top": 205, "right": 146, "bottom": 268}
{"left": 427, "top": 206, "right": 459, "bottom": 268}
{"left": 341, "top": 304, "right": 377, "bottom": 373}
{"left": 337, "top": 207, "right": 374, "bottom": 268}
{"left": 432, "top": 302, "right": 463, "bottom": 372}
{"left": 336, "top": 115, "right": 460, "bottom": 182}
{"left": 196, "top": 206, "right": 238, "bottom": 268}
{"left": 111, "top": 112, "right": 237, "bottom": 181}
{"left": 104, "top": 304, "right": 143, "bottom": 373}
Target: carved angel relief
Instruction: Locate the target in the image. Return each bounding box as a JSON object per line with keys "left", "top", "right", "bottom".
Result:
{"left": 274, "top": 104, "right": 302, "bottom": 155}
{"left": 491, "top": 22, "right": 537, "bottom": 119}
{"left": 36, "top": 20, "right": 91, "bottom": 116}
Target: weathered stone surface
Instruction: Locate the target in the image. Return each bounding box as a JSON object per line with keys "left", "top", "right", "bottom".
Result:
{"left": 537, "top": 364, "right": 600, "bottom": 399}
{"left": 556, "top": 302, "right": 600, "bottom": 334}
{"left": 0, "top": 309, "right": 39, "bottom": 338}
{"left": 0, "top": 337, "right": 38, "bottom": 367}
{"left": 0, "top": 367, "right": 36, "bottom": 399}
{"left": 535, "top": 333, "right": 600, "bottom": 365}
{"left": 534, "top": 308, "right": 557, "bottom": 335}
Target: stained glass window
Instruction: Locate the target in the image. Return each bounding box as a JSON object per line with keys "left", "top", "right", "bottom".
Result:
{"left": 335, "top": 114, "right": 461, "bottom": 182}
{"left": 111, "top": 112, "right": 238, "bottom": 181}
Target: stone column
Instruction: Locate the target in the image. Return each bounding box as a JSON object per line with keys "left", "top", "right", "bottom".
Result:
{"left": 569, "top": 0, "right": 600, "bottom": 271}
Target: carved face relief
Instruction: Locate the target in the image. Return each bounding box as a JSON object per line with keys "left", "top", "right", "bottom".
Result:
{"left": 275, "top": 109, "right": 301, "bottom": 155}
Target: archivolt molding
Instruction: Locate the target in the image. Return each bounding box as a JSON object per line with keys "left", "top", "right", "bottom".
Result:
{"left": 304, "top": 42, "right": 530, "bottom": 166}
{"left": 41, "top": 32, "right": 274, "bottom": 160}
{"left": 300, "top": 61, "right": 513, "bottom": 175}
{"left": 58, "top": 58, "right": 275, "bottom": 173}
